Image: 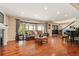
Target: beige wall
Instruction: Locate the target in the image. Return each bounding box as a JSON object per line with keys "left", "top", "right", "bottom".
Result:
{"left": 47, "top": 23, "right": 52, "bottom": 36}
{"left": 6, "top": 16, "right": 16, "bottom": 42}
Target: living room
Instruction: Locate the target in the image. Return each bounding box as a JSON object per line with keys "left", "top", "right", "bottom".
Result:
{"left": 1, "top": 3, "right": 79, "bottom": 56}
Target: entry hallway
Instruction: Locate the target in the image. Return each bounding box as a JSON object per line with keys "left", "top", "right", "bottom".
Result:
{"left": 0, "top": 35, "right": 79, "bottom": 56}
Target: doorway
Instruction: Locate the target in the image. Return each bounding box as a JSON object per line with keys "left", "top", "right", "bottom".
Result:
{"left": 52, "top": 25, "right": 58, "bottom": 35}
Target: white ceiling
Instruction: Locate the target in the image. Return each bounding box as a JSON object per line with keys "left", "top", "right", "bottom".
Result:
{"left": 53, "top": 17, "right": 76, "bottom": 24}
{"left": 0, "top": 3, "right": 79, "bottom": 21}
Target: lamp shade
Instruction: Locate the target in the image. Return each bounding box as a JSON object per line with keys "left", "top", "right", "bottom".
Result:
{"left": 0, "top": 23, "right": 6, "bottom": 30}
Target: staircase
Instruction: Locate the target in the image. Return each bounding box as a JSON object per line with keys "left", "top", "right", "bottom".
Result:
{"left": 62, "top": 20, "right": 76, "bottom": 36}
{"left": 62, "top": 20, "right": 76, "bottom": 30}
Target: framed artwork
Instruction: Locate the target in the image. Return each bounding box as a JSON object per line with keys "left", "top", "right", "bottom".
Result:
{"left": 48, "top": 24, "right": 51, "bottom": 29}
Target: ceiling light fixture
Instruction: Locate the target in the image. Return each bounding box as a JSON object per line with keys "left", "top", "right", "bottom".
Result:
{"left": 34, "top": 15, "right": 38, "bottom": 17}
{"left": 21, "top": 12, "right": 24, "bottom": 15}
{"left": 57, "top": 11, "right": 60, "bottom": 15}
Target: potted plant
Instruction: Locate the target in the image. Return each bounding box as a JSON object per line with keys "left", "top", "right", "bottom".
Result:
{"left": 18, "top": 23, "right": 25, "bottom": 40}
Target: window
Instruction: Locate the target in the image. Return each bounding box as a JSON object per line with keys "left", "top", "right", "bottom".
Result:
{"left": 26, "top": 23, "right": 36, "bottom": 31}
{"left": 41, "top": 25, "right": 44, "bottom": 32}
{"left": 33, "top": 25, "right": 36, "bottom": 31}
{"left": 29, "top": 24, "right": 33, "bottom": 30}
{"left": 37, "top": 25, "right": 42, "bottom": 31}
{"left": 37, "top": 24, "right": 45, "bottom": 33}
{"left": 26, "top": 24, "right": 29, "bottom": 31}
{"left": 25, "top": 23, "right": 46, "bottom": 33}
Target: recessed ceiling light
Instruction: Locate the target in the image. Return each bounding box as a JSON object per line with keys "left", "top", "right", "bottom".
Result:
{"left": 44, "top": 7, "right": 47, "bottom": 10}
{"left": 34, "top": 15, "right": 38, "bottom": 17}
{"left": 21, "top": 12, "right": 24, "bottom": 14}
{"left": 57, "top": 11, "right": 60, "bottom": 14}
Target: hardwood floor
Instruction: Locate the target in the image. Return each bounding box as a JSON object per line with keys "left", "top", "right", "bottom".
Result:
{"left": 0, "top": 35, "right": 79, "bottom": 56}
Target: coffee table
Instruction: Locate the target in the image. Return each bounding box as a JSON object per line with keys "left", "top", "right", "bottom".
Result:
{"left": 35, "top": 37, "right": 48, "bottom": 45}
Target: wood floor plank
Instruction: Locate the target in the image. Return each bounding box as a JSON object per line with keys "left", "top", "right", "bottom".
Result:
{"left": 0, "top": 35, "right": 79, "bottom": 56}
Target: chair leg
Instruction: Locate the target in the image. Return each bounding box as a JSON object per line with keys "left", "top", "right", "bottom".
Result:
{"left": 62, "top": 37, "right": 65, "bottom": 41}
